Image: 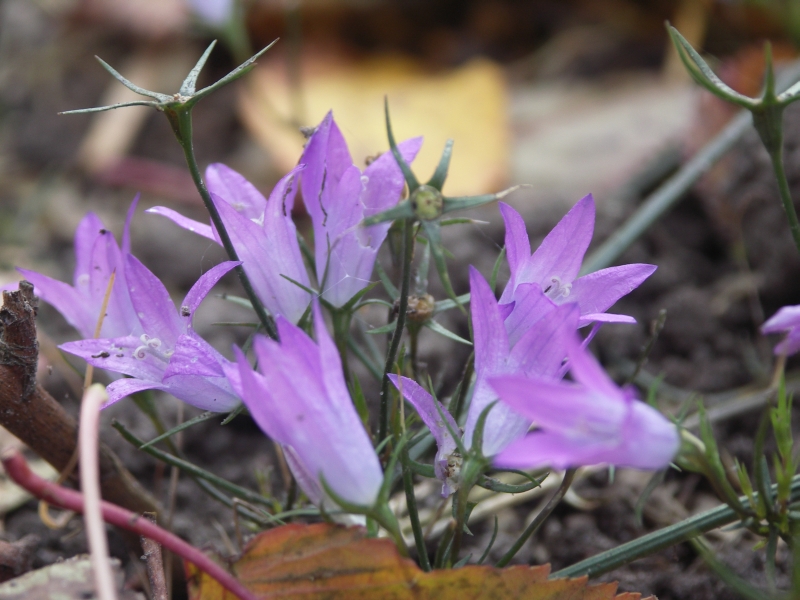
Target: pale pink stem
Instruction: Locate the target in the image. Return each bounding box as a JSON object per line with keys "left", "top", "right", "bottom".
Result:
{"left": 1, "top": 449, "right": 258, "bottom": 600}
{"left": 80, "top": 383, "right": 117, "bottom": 600}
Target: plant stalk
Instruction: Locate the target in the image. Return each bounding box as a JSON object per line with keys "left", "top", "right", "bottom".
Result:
{"left": 552, "top": 471, "right": 800, "bottom": 579}
{"left": 767, "top": 146, "right": 800, "bottom": 256}
{"left": 170, "top": 108, "right": 277, "bottom": 339}
{"left": 379, "top": 219, "right": 414, "bottom": 445}
{"left": 401, "top": 448, "right": 431, "bottom": 571}
{"left": 496, "top": 468, "right": 577, "bottom": 568}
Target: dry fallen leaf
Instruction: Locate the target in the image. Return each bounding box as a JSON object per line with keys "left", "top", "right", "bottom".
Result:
{"left": 187, "top": 522, "right": 650, "bottom": 600}
{"left": 238, "top": 53, "right": 509, "bottom": 197}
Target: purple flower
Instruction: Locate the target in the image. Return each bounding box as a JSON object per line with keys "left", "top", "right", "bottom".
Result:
{"left": 762, "top": 305, "right": 800, "bottom": 355}
{"left": 299, "top": 112, "right": 422, "bottom": 307}
{"left": 390, "top": 267, "right": 579, "bottom": 496}
{"left": 499, "top": 197, "right": 656, "bottom": 327}
{"left": 224, "top": 302, "right": 383, "bottom": 507}
{"left": 490, "top": 335, "right": 679, "bottom": 471}
{"left": 148, "top": 166, "right": 312, "bottom": 324}
{"left": 14, "top": 198, "right": 141, "bottom": 339}
{"left": 60, "top": 256, "right": 241, "bottom": 412}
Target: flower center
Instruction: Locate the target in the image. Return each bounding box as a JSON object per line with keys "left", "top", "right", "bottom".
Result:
{"left": 543, "top": 275, "right": 572, "bottom": 301}
{"left": 133, "top": 333, "right": 173, "bottom": 362}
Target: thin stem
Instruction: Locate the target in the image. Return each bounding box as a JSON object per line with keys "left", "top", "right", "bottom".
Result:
{"left": 331, "top": 309, "right": 353, "bottom": 385}
{"left": 552, "top": 471, "right": 800, "bottom": 580}
{"left": 378, "top": 219, "right": 414, "bottom": 445}
{"left": 172, "top": 109, "right": 277, "bottom": 339}
{"left": 2, "top": 450, "right": 258, "bottom": 600}
{"left": 401, "top": 448, "right": 431, "bottom": 571}
{"left": 496, "top": 468, "right": 577, "bottom": 568}
{"left": 767, "top": 147, "right": 800, "bottom": 256}
{"left": 80, "top": 384, "right": 118, "bottom": 600}
{"left": 112, "top": 421, "right": 277, "bottom": 512}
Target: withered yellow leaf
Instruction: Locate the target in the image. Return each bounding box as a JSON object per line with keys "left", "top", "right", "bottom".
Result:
{"left": 238, "top": 54, "right": 509, "bottom": 197}
{"left": 187, "top": 523, "right": 650, "bottom": 600}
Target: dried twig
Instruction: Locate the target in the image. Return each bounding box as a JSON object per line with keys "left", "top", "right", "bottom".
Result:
{"left": 0, "top": 283, "right": 158, "bottom": 516}
{"left": 140, "top": 513, "right": 168, "bottom": 600}
{"left": 1, "top": 449, "right": 257, "bottom": 600}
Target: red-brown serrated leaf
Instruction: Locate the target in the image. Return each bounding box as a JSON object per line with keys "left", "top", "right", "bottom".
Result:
{"left": 187, "top": 523, "right": 652, "bottom": 600}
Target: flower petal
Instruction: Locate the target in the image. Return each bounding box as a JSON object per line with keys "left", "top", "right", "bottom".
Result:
{"left": 181, "top": 260, "right": 240, "bottom": 326}
{"left": 501, "top": 282, "right": 555, "bottom": 347}
{"left": 162, "top": 334, "right": 227, "bottom": 379}
{"left": 508, "top": 303, "right": 578, "bottom": 377}
{"left": 763, "top": 305, "right": 800, "bottom": 333}
{"left": 568, "top": 263, "right": 656, "bottom": 317}
{"left": 17, "top": 269, "right": 92, "bottom": 337}
{"left": 60, "top": 336, "right": 166, "bottom": 382}
{"left": 362, "top": 137, "right": 423, "bottom": 217}
{"left": 206, "top": 163, "right": 267, "bottom": 222}
{"left": 516, "top": 194, "right": 595, "bottom": 288}
{"left": 121, "top": 194, "right": 140, "bottom": 255}
{"left": 160, "top": 373, "right": 240, "bottom": 412}
{"left": 389, "top": 374, "right": 459, "bottom": 496}
{"left": 125, "top": 254, "right": 183, "bottom": 346}
{"left": 498, "top": 202, "right": 531, "bottom": 304}
{"left": 105, "top": 378, "right": 165, "bottom": 408}
{"left": 146, "top": 206, "right": 215, "bottom": 241}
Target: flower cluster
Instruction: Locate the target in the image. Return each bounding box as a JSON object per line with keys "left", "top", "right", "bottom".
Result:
{"left": 14, "top": 110, "right": 679, "bottom": 517}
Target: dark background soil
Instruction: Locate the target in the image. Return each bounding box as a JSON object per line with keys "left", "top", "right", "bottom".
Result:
{"left": 4, "top": 1, "right": 800, "bottom": 598}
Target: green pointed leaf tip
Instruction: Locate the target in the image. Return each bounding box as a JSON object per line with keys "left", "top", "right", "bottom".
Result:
{"left": 666, "top": 25, "right": 756, "bottom": 108}
{"left": 384, "top": 97, "right": 420, "bottom": 191}
{"left": 180, "top": 40, "right": 218, "bottom": 96}
{"left": 426, "top": 139, "right": 454, "bottom": 191}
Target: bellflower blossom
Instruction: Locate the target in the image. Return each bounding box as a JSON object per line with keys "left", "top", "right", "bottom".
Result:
{"left": 390, "top": 267, "right": 579, "bottom": 496}
{"left": 61, "top": 255, "right": 241, "bottom": 412}
{"left": 299, "top": 112, "right": 422, "bottom": 307}
{"left": 12, "top": 198, "right": 141, "bottom": 339}
{"left": 224, "top": 301, "right": 383, "bottom": 508}
{"left": 762, "top": 305, "right": 800, "bottom": 355}
{"left": 490, "top": 335, "right": 680, "bottom": 471}
{"left": 499, "top": 196, "right": 656, "bottom": 327}
{"left": 148, "top": 166, "right": 312, "bottom": 324}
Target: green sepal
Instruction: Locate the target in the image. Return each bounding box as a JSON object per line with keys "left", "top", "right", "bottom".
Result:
{"left": 476, "top": 471, "right": 546, "bottom": 494}
{"left": 339, "top": 281, "right": 381, "bottom": 312}
{"left": 426, "top": 139, "right": 454, "bottom": 191}
{"left": 221, "top": 403, "right": 247, "bottom": 425}
{"left": 442, "top": 185, "right": 523, "bottom": 215}
{"left": 433, "top": 293, "right": 471, "bottom": 315}
{"left": 362, "top": 200, "right": 415, "bottom": 226}
{"left": 366, "top": 320, "right": 399, "bottom": 335}
{"left": 423, "top": 319, "right": 472, "bottom": 346}
{"left": 384, "top": 97, "right": 420, "bottom": 192}
{"left": 374, "top": 260, "right": 399, "bottom": 299}
{"left": 180, "top": 40, "right": 218, "bottom": 96}
{"left": 471, "top": 400, "right": 498, "bottom": 458}
{"left": 422, "top": 220, "right": 463, "bottom": 310}
{"left": 489, "top": 246, "right": 507, "bottom": 292}
{"left": 189, "top": 40, "right": 277, "bottom": 106}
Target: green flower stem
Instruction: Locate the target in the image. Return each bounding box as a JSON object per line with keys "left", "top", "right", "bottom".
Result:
{"left": 551, "top": 472, "right": 800, "bottom": 580}
{"left": 331, "top": 308, "right": 353, "bottom": 384}
{"left": 767, "top": 145, "right": 800, "bottom": 255}
{"left": 379, "top": 219, "right": 414, "bottom": 445}
{"left": 169, "top": 108, "right": 277, "bottom": 339}
{"left": 580, "top": 110, "right": 751, "bottom": 275}
{"left": 496, "top": 468, "right": 577, "bottom": 568}
{"left": 112, "top": 420, "right": 277, "bottom": 512}
{"left": 402, "top": 447, "right": 431, "bottom": 571}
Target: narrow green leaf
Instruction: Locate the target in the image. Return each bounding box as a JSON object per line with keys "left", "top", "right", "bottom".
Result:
{"left": 139, "top": 411, "right": 216, "bottom": 449}
{"left": 362, "top": 200, "right": 415, "bottom": 226}
{"left": 426, "top": 139, "right": 454, "bottom": 191}
{"left": 490, "top": 247, "right": 506, "bottom": 293}
{"left": 94, "top": 56, "right": 172, "bottom": 100}
{"left": 180, "top": 40, "right": 217, "bottom": 96}
{"left": 59, "top": 101, "right": 161, "bottom": 115}
{"left": 192, "top": 39, "right": 278, "bottom": 103}
{"left": 442, "top": 185, "right": 523, "bottom": 215}
{"left": 433, "top": 293, "right": 471, "bottom": 315}
{"left": 366, "top": 320, "right": 399, "bottom": 335}
{"left": 424, "top": 319, "right": 472, "bottom": 345}
{"left": 384, "top": 97, "right": 420, "bottom": 191}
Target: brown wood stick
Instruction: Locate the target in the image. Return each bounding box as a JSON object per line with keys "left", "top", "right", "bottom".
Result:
{"left": 0, "top": 282, "right": 158, "bottom": 516}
